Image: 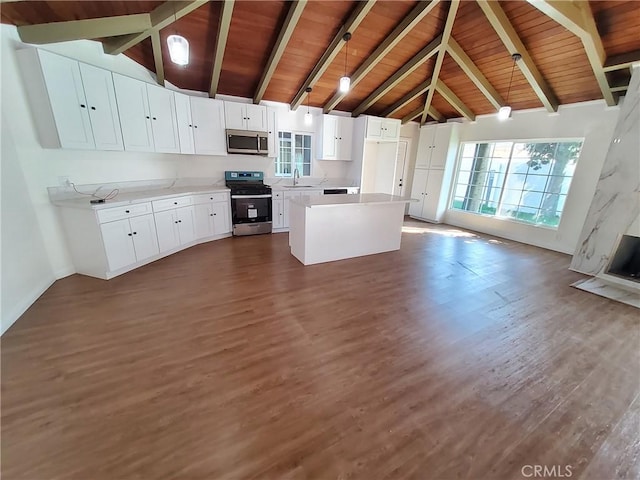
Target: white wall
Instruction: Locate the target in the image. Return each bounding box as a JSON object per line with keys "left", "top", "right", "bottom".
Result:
{"left": 440, "top": 101, "right": 619, "bottom": 254}
{"left": 0, "top": 24, "right": 354, "bottom": 332}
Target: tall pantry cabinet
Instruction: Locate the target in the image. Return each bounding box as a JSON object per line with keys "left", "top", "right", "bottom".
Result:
{"left": 409, "top": 123, "right": 459, "bottom": 223}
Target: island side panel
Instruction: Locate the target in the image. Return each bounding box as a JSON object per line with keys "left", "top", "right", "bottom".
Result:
{"left": 304, "top": 202, "right": 405, "bottom": 265}
{"left": 289, "top": 200, "right": 308, "bottom": 265}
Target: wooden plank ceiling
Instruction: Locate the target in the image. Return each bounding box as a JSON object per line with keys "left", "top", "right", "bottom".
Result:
{"left": 2, "top": 0, "right": 639, "bottom": 124}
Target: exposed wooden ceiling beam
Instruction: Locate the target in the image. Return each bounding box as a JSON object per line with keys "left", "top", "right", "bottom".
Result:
{"left": 290, "top": 0, "right": 376, "bottom": 110}
{"left": 435, "top": 80, "right": 475, "bottom": 121}
{"left": 420, "top": 0, "right": 459, "bottom": 124}
{"left": 253, "top": 0, "right": 307, "bottom": 104}
{"left": 603, "top": 49, "right": 640, "bottom": 72}
{"left": 381, "top": 79, "right": 431, "bottom": 118}
{"left": 103, "top": 1, "right": 207, "bottom": 55}
{"left": 17, "top": 14, "right": 151, "bottom": 45}
{"left": 447, "top": 37, "right": 504, "bottom": 110}
{"left": 401, "top": 105, "right": 442, "bottom": 124}
{"left": 209, "top": 0, "right": 235, "bottom": 98}
{"left": 477, "top": 0, "right": 558, "bottom": 112}
{"left": 324, "top": 0, "right": 441, "bottom": 114}
{"left": 351, "top": 34, "right": 442, "bottom": 117}
{"left": 150, "top": 31, "right": 165, "bottom": 86}
{"left": 526, "top": 0, "right": 615, "bottom": 106}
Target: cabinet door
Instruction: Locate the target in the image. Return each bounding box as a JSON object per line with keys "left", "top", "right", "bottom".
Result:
{"left": 79, "top": 63, "right": 123, "bottom": 151}
{"left": 194, "top": 203, "right": 214, "bottom": 239}
{"left": 191, "top": 97, "right": 227, "bottom": 155}
{"left": 366, "top": 116, "right": 383, "bottom": 139}
{"left": 409, "top": 168, "right": 429, "bottom": 217}
{"left": 422, "top": 169, "right": 445, "bottom": 221}
{"left": 382, "top": 119, "right": 400, "bottom": 141}
{"left": 146, "top": 84, "right": 180, "bottom": 153}
{"left": 176, "top": 206, "right": 196, "bottom": 245}
{"left": 283, "top": 192, "right": 301, "bottom": 228}
{"left": 38, "top": 50, "right": 95, "bottom": 150}
{"left": 338, "top": 116, "right": 353, "bottom": 161}
{"left": 212, "top": 202, "right": 231, "bottom": 235}
{"left": 320, "top": 115, "right": 338, "bottom": 160}
{"left": 430, "top": 124, "right": 453, "bottom": 169}
{"left": 130, "top": 214, "right": 160, "bottom": 261}
{"left": 113, "top": 73, "right": 154, "bottom": 152}
{"left": 224, "top": 101, "right": 246, "bottom": 130}
{"left": 100, "top": 219, "right": 136, "bottom": 271}
{"left": 415, "top": 125, "right": 436, "bottom": 169}
{"left": 272, "top": 199, "right": 284, "bottom": 229}
{"left": 266, "top": 107, "right": 278, "bottom": 157}
{"left": 155, "top": 209, "right": 180, "bottom": 253}
{"left": 174, "top": 92, "right": 195, "bottom": 154}
{"left": 246, "top": 104, "right": 267, "bottom": 131}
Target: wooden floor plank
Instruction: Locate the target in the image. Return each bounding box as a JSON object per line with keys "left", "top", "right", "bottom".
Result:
{"left": 2, "top": 220, "right": 638, "bottom": 479}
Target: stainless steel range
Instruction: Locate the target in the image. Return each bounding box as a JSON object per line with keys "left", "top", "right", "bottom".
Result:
{"left": 225, "top": 171, "right": 272, "bottom": 236}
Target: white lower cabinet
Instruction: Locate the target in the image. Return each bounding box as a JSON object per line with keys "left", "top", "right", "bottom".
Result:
{"left": 272, "top": 199, "right": 284, "bottom": 229}
{"left": 194, "top": 201, "right": 231, "bottom": 239}
{"left": 100, "top": 214, "right": 159, "bottom": 271}
{"left": 155, "top": 206, "right": 196, "bottom": 253}
{"left": 409, "top": 168, "right": 449, "bottom": 223}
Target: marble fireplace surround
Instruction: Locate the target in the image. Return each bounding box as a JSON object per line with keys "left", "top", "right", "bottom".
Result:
{"left": 570, "top": 66, "right": 640, "bottom": 307}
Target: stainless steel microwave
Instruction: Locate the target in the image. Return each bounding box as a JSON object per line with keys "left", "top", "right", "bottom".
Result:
{"left": 226, "top": 129, "right": 269, "bottom": 155}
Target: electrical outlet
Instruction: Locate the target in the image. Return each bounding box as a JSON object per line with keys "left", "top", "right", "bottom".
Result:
{"left": 58, "top": 176, "right": 71, "bottom": 187}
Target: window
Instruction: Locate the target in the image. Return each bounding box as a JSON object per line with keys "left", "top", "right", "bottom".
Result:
{"left": 451, "top": 140, "right": 583, "bottom": 228}
{"left": 275, "top": 132, "right": 312, "bottom": 177}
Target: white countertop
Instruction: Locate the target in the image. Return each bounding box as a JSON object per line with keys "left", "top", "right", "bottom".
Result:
{"left": 52, "top": 185, "right": 230, "bottom": 210}
{"left": 290, "top": 193, "right": 412, "bottom": 208}
{"left": 269, "top": 183, "right": 357, "bottom": 191}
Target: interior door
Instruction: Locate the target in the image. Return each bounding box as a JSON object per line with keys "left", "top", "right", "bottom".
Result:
{"left": 79, "top": 63, "right": 123, "bottom": 151}
{"left": 393, "top": 139, "right": 409, "bottom": 197}
{"left": 146, "top": 84, "right": 180, "bottom": 153}
{"left": 38, "top": 50, "right": 95, "bottom": 150}
{"left": 174, "top": 92, "right": 195, "bottom": 154}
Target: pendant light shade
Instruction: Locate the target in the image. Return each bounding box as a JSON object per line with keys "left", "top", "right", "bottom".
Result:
{"left": 304, "top": 87, "right": 313, "bottom": 126}
{"left": 499, "top": 53, "right": 521, "bottom": 121}
{"left": 339, "top": 32, "right": 352, "bottom": 93}
{"left": 339, "top": 76, "right": 351, "bottom": 93}
{"left": 167, "top": 34, "right": 189, "bottom": 66}
{"left": 497, "top": 106, "right": 511, "bottom": 121}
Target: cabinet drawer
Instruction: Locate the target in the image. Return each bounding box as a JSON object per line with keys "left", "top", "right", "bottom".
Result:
{"left": 152, "top": 195, "right": 193, "bottom": 212}
{"left": 96, "top": 202, "right": 152, "bottom": 223}
{"left": 193, "top": 192, "right": 229, "bottom": 205}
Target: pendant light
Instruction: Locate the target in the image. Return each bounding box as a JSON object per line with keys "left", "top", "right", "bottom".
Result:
{"left": 304, "top": 87, "right": 313, "bottom": 126}
{"left": 498, "top": 53, "right": 521, "bottom": 121}
{"left": 339, "top": 32, "right": 352, "bottom": 93}
{"left": 167, "top": 4, "right": 189, "bottom": 66}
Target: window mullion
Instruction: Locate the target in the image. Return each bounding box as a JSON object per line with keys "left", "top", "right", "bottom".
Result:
{"left": 496, "top": 142, "right": 515, "bottom": 214}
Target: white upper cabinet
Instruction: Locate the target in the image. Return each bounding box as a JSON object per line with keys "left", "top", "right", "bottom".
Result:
{"left": 78, "top": 63, "right": 123, "bottom": 151}
{"left": 266, "top": 106, "right": 278, "bottom": 158}
{"left": 146, "top": 84, "right": 180, "bottom": 153}
{"left": 113, "top": 73, "right": 154, "bottom": 152}
{"left": 318, "top": 115, "right": 353, "bottom": 161}
{"left": 224, "top": 101, "right": 267, "bottom": 131}
{"left": 416, "top": 123, "right": 459, "bottom": 170}
{"left": 174, "top": 92, "right": 195, "bottom": 154}
{"left": 190, "top": 97, "right": 227, "bottom": 156}
{"left": 365, "top": 116, "right": 400, "bottom": 142}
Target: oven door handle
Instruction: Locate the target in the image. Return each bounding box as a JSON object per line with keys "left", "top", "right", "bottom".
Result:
{"left": 231, "top": 194, "right": 272, "bottom": 199}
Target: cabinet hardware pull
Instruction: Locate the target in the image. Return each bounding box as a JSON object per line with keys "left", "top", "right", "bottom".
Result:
{"left": 213, "top": 213, "right": 216, "bottom": 216}
{"left": 146, "top": 116, "right": 150, "bottom": 119}
{"left": 174, "top": 202, "right": 178, "bottom": 205}
{"left": 128, "top": 233, "right": 132, "bottom": 236}
{"left": 189, "top": 124, "right": 192, "bottom": 127}
{"left": 174, "top": 221, "right": 178, "bottom": 224}
{"left": 133, "top": 232, "right": 137, "bottom": 235}
{"left": 210, "top": 214, "right": 213, "bottom": 216}
{"left": 152, "top": 117, "right": 157, "bottom": 120}
{"left": 80, "top": 104, "right": 86, "bottom": 108}
{"left": 125, "top": 210, "right": 130, "bottom": 213}
{"left": 90, "top": 106, "right": 96, "bottom": 110}
{"left": 194, "top": 125, "right": 198, "bottom": 128}
{"left": 178, "top": 220, "right": 182, "bottom": 223}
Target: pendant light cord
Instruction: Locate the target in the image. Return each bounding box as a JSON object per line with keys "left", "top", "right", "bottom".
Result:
{"left": 344, "top": 37, "right": 348, "bottom": 76}
{"left": 505, "top": 54, "right": 520, "bottom": 105}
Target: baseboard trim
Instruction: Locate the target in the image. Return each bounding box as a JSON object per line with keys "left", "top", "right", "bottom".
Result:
{"left": 1, "top": 276, "right": 56, "bottom": 336}
{"left": 54, "top": 266, "right": 75, "bottom": 279}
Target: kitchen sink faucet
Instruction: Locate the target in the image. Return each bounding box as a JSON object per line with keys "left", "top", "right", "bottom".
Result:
{"left": 293, "top": 168, "right": 300, "bottom": 186}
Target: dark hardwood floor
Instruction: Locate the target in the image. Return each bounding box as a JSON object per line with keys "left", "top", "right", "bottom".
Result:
{"left": 2, "top": 220, "right": 639, "bottom": 479}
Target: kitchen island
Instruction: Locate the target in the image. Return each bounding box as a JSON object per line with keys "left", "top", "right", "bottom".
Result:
{"left": 288, "top": 193, "right": 412, "bottom": 265}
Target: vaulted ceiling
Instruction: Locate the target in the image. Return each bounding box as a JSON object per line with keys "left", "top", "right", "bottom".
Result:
{"left": 2, "top": 0, "right": 639, "bottom": 123}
